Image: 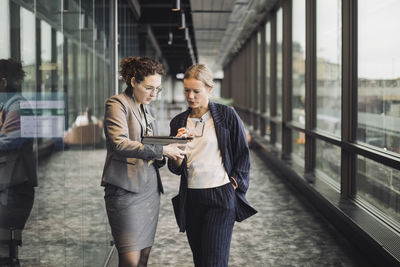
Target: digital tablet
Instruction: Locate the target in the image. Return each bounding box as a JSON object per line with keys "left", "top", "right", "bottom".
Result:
{"left": 142, "top": 136, "right": 193, "bottom": 145}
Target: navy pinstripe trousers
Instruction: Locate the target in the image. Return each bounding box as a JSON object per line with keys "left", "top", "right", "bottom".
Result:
{"left": 185, "top": 182, "right": 236, "bottom": 267}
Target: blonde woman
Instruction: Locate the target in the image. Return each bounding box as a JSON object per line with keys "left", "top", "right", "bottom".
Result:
{"left": 168, "top": 63, "right": 257, "bottom": 267}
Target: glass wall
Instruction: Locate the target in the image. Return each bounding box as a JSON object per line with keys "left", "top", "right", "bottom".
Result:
{"left": 316, "top": 0, "right": 341, "bottom": 136}
{"left": 0, "top": 0, "right": 118, "bottom": 265}
{"left": 357, "top": 0, "right": 400, "bottom": 222}
{"left": 221, "top": 0, "right": 400, "bottom": 262}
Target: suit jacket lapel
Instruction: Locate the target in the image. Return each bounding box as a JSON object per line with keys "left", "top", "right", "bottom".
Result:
{"left": 209, "top": 102, "right": 229, "bottom": 170}
{"left": 123, "top": 91, "right": 145, "bottom": 132}
{"left": 208, "top": 101, "right": 224, "bottom": 137}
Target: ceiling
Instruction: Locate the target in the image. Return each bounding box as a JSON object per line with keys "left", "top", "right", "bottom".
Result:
{"left": 138, "top": 0, "right": 277, "bottom": 75}
{"left": 139, "top": 0, "right": 197, "bottom": 75}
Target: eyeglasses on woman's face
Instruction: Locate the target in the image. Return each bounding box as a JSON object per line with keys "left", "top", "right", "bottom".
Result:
{"left": 141, "top": 84, "right": 163, "bottom": 94}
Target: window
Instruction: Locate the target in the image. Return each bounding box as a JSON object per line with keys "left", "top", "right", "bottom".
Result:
{"left": 21, "top": 6, "right": 36, "bottom": 92}
{"left": 316, "top": 0, "right": 342, "bottom": 136}
{"left": 357, "top": 0, "right": 400, "bottom": 154}
{"left": 316, "top": 140, "right": 341, "bottom": 185}
{"left": 40, "top": 20, "right": 52, "bottom": 92}
{"left": 292, "top": 0, "right": 306, "bottom": 125}
{"left": 292, "top": 129, "right": 305, "bottom": 166}
{"left": 0, "top": 0, "right": 10, "bottom": 58}
{"left": 357, "top": 156, "right": 400, "bottom": 223}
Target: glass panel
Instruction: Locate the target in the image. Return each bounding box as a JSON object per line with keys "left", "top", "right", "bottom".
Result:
{"left": 257, "top": 30, "right": 261, "bottom": 113}
{"left": 276, "top": 122, "right": 282, "bottom": 148}
{"left": 292, "top": 129, "right": 305, "bottom": 165}
{"left": 316, "top": 139, "right": 340, "bottom": 185}
{"left": 316, "top": 0, "right": 341, "bottom": 136}
{"left": 0, "top": 0, "right": 10, "bottom": 58}
{"left": 292, "top": 0, "right": 306, "bottom": 125}
{"left": 40, "top": 20, "right": 52, "bottom": 92}
{"left": 1, "top": 0, "right": 112, "bottom": 265}
{"left": 357, "top": 156, "right": 400, "bottom": 223}
{"left": 56, "top": 31, "right": 63, "bottom": 93}
{"left": 21, "top": 6, "right": 36, "bottom": 93}
{"left": 276, "top": 8, "right": 283, "bottom": 118}
{"left": 265, "top": 22, "right": 270, "bottom": 117}
{"left": 118, "top": 0, "right": 139, "bottom": 91}
{"left": 357, "top": 0, "right": 400, "bottom": 154}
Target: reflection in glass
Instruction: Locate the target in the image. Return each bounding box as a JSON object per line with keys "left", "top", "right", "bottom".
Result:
{"left": 357, "top": 0, "right": 400, "bottom": 154}
{"left": 315, "top": 139, "right": 340, "bottom": 185}
{"left": 0, "top": 0, "right": 10, "bottom": 59}
{"left": 316, "top": 0, "right": 341, "bottom": 136}
{"left": 292, "top": 0, "right": 306, "bottom": 125}
{"left": 0, "top": 58, "right": 37, "bottom": 264}
{"left": 357, "top": 156, "right": 400, "bottom": 223}
{"left": 0, "top": 0, "right": 113, "bottom": 265}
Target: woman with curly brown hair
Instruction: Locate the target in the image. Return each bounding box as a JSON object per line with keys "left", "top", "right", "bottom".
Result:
{"left": 101, "top": 56, "right": 185, "bottom": 267}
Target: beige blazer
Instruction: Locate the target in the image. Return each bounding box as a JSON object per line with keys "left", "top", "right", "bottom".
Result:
{"left": 101, "top": 91, "right": 164, "bottom": 193}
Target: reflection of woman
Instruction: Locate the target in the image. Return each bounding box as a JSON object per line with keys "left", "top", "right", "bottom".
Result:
{"left": 168, "top": 64, "right": 257, "bottom": 267}
{"left": 0, "top": 58, "right": 37, "bottom": 230}
{"left": 102, "top": 57, "right": 185, "bottom": 267}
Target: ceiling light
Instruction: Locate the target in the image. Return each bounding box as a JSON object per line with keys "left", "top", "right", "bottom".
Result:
{"left": 171, "top": 0, "right": 180, "bottom": 12}
{"left": 184, "top": 28, "right": 189, "bottom": 41}
{"left": 168, "top": 31, "right": 173, "bottom": 45}
{"left": 178, "top": 11, "right": 186, "bottom": 30}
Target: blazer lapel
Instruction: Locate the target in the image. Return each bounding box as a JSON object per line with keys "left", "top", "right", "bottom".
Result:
{"left": 209, "top": 102, "right": 229, "bottom": 169}
{"left": 208, "top": 101, "right": 224, "bottom": 137}
{"left": 123, "top": 92, "right": 145, "bottom": 132}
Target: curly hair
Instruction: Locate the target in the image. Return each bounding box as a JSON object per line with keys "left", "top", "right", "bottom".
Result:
{"left": 0, "top": 58, "right": 26, "bottom": 92}
{"left": 120, "top": 56, "right": 165, "bottom": 93}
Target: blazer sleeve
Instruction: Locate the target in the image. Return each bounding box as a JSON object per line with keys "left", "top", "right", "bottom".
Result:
{"left": 229, "top": 108, "right": 250, "bottom": 194}
{"left": 104, "top": 96, "right": 163, "bottom": 160}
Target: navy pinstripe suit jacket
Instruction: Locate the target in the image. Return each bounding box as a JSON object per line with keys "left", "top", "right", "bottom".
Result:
{"left": 168, "top": 101, "right": 257, "bottom": 232}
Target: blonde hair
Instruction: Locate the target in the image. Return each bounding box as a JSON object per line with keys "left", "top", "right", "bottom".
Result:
{"left": 184, "top": 63, "right": 214, "bottom": 88}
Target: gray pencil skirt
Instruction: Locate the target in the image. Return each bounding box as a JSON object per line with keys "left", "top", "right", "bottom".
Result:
{"left": 104, "top": 173, "right": 160, "bottom": 254}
